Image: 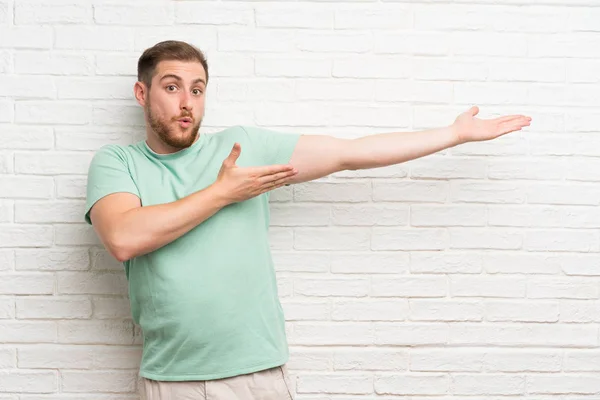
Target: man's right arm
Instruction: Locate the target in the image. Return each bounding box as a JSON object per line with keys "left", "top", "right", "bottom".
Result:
{"left": 90, "top": 142, "right": 297, "bottom": 262}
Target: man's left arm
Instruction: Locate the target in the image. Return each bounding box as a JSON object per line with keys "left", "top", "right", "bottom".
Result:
{"left": 287, "top": 106, "right": 532, "bottom": 184}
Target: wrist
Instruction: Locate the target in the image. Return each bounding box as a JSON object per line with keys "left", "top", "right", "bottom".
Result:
{"left": 447, "top": 124, "right": 464, "bottom": 146}
{"left": 206, "top": 182, "right": 233, "bottom": 208}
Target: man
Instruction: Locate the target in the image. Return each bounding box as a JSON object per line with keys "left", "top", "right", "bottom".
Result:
{"left": 85, "top": 40, "right": 531, "bottom": 400}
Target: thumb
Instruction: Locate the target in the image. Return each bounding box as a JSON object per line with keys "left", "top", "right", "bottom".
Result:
{"left": 224, "top": 143, "right": 241, "bottom": 166}
{"left": 469, "top": 105, "right": 480, "bottom": 117}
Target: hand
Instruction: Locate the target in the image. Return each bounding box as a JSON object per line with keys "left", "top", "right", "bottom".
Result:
{"left": 213, "top": 143, "right": 298, "bottom": 205}
{"left": 452, "top": 106, "right": 532, "bottom": 144}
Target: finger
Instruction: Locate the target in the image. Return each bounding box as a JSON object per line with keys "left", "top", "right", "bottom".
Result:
{"left": 247, "top": 164, "right": 295, "bottom": 177}
{"left": 469, "top": 105, "right": 480, "bottom": 116}
{"left": 257, "top": 169, "right": 298, "bottom": 185}
{"left": 224, "top": 143, "right": 241, "bottom": 166}
{"left": 496, "top": 115, "right": 531, "bottom": 124}
{"left": 261, "top": 174, "right": 296, "bottom": 191}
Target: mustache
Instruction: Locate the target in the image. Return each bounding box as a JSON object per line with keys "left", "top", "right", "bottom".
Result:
{"left": 172, "top": 111, "right": 194, "bottom": 121}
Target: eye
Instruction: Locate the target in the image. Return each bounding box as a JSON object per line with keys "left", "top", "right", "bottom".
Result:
{"left": 166, "top": 85, "right": 177, "bottom": 92}
{"left": 192, "top": 88, "right": 203, "bottom": 96}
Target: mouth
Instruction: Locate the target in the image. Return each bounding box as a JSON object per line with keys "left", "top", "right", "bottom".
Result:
{"left": 177, "top": 117, "right": 193, "bottom": 128}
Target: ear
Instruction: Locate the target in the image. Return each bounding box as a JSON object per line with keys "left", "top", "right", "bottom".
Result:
{"left": 134, "top": 81, "right": 148, "bottom": 107}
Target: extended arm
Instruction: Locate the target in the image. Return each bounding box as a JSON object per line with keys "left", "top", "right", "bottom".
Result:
{"left": 288, "top": 106, "right": 531, "bottom": 184}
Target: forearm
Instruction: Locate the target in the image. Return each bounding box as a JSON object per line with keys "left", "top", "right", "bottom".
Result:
{"left": 343, "top": 125, "right": 460, "bottom": 170}
{"left": 111, "top": 185, "right": 228, "bottom": 261}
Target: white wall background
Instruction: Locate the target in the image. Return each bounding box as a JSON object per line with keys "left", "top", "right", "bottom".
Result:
{"left": 1, "top": 0, "right": 600, "bottom": 399}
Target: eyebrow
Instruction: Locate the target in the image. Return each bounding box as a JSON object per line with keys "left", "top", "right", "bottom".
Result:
{"left": 159, "top": 74, "right": 206, "bottom": 86}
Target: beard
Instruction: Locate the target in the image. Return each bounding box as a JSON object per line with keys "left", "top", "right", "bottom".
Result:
{"left": 146, "top": 100, "right": 201, "bottom": 150}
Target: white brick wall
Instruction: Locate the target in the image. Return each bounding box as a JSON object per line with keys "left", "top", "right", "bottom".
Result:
{"left": 1, "top": 0, "right": 599, "bottom": 398}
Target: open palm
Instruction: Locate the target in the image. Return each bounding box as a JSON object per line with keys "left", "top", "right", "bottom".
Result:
{"left": 453, "top": 106, "right": 532, "bottom": 144}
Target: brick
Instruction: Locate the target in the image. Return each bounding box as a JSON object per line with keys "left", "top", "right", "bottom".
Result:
{"left": 0, "top": 348, "right": 15, "bottom": 369}
{"left": 0, "top": 126, "right": 54, "bottom": 150}
{"left": 0, "top": 298, "right": 13, "bottom": 319}
{"left": 256, "top": 8, "right": 333, "bottom": 29}
{"left": 456, "top": 82, "right": 528, "bottom": 105}
{"left": 560, "top": 300, "right": 600, "bottom": 323}
{"left": 333, "top": 349, "right": 408, "bottom": 371}
{"left": 0, "top": 274, "right": 54, "bottom": 295}
{"left": 295, "top": 278, "right": 369, "bottom": 297}
{"left": 16, "top": 3, "right": 91, "bottom": 24}
{"left": 15, "top": 201, "right": 85, "bottom": 223}
{"left": 410, "top": 300, "right": 483, "bottom": 322}
{"left": 0, "top": 249, "right": 14, "bottom": 271}
{"left": 0, "top": 99, "right": 11, "bottom": 122}
{"left": 270, "top": 204, "right": 330, "bottom": 226}
{"left": 375, "top": 32, "right": 449, "bottom": 56}
{"left": 297, "top": 374, "right": 372, "bottom": 394}
{"left": 412, "top": 58, "right": 487, "bottom": 82}
{"left": 92, "top": 104, "right": 143, "bottom": 127}
{"left": 331, "top": 252, "right": 409, "bottom": 274}
{"left": 371, "top": 276, "right": 447, "bottom": 298}
{"left": 529, "top": 33, "right": 600, "bottom": 58}
{"left": 449, "top": 228, "right": 522, "bottom": 250}
{"left": 61, "top": 371, "right": 137, "bottom": 393}
{"left": 453, "top": 32, "right": 527, "bottom": 57}
{"left": 0, "top": 322, "right": 57, "bottom": 343}
{"left": 56, "top": 177, "right": 87, "bottom": 199}
{"left": 297, "top": 32, "right": 371, "bottom": 53}
{"left": 484, "top": 350, "right": 562, "bottom": 372}
{"left": 55, "top": 225, "right": 102, "bottom": 246}
{"left": 451, "top": 134, "right": 528, "bottom": 157}
{"left": 94, "top": 3, "right": 172, "bottom": 26}
{"left": 16, "top": 101, "right": 92, "bottom": 125}
{"left": 374, "top": 374, "right": 449, "bottom": 395}
{"left": 528, "top": 375, "right": 600, "bottom": 395}
{"left": 0, "top": 27, "right": 52, "bottom": 49}
{"left": 292, "top": 323, "right": 373, "bottom": 346}
{"left": 294, "top": 228, "right": 370, "bottom": 251}
{"left": 376, "top": 80, "right": 453, "bottom": 103}
{"left": 411, "top": 205, "right": 486, "bottom": 227}
{"left": 451, "top": 181, "right": 525, "bottom": 204}
{"left": 0, "top": 176, "right": 53, "bottom": 199}
{"left": 451, "top": 276, "right": 527, "bottom": 298}
{"left": 175, "top": 3, "right": 252, "bottom": 25}
{"left": 56, "top": 129, "right": 135, "bottom": 152}
{"left": 281, "top": 300, "right": 329, "bottom": 321}
{"left": 95, "top": 54, "right": 137, "bottom": 76}
{"left": 134, "top": 27, "right": 217, "bottom": 53}
{"left": 453, "top": 374, "right": 525, "bottom": 395}
{"left": 564, "top": 350, "right": 600, "bottom": 372}
{"left": 16, "top": 249, "right": 89, "bottom": 271}
{"left": 486, "top": 300, "right": 559, "bottom": 322}
{"left": 256, "top": 103, "right": 327, "bottom": 126}
{"left": 483, "top": 252, "right": 561, "bottom": 275}
{"left": 294, "top": 182, "right": 371, "bottom": 203}
{"left": 56, "top": 77, "right": 135, "bottom": 100}
{"left": 449, "top": 323, "right": 598, "bottom": 347}
{"left": 333, "top": 56, "right": 411, "bottom": 79}
{"left": 255, "top": 56, "right": 331, "bottom": 78}
{"left": 288, "top": 349, "right": 330, "bottom": 371}
{"left": 92, "top": 298, "right": 131, "bottom": 320}
{"left": 332, "top": 300, "right": 409, "bottom": 321}
{"left": 55, "top": 27, "right": 134, "bottom": 51}
{"left": 16, "top": 297, "right": 92, "bottom": 319}
{"left": 332, "top": 204, "right": 408, "bottom": 226}
{"left": 57, "top": 272, "right": 127, "bottom": 296}
{"left": 410, "top": 349, "right": 483, "bottom": 372}
{"left": 527, "top": 183, "right": 600, "bottom": 206}
{"left": 411, "top": 252, "right": 482, "bottom": 274}
{"left": 567, "top": 158, "right": 600, "bottom": 182}
{"left": 373, "top": 181, "right": 448, "bottom": 203}
{"left": 269, "top": 228, "right": 293, "bottom": 250}
{"left": 0, "top": 226, "right": 53, "bottom": 248}
{"left": 528, "top": 277, "right": 599, "bottom": 299}
{"left": 219, "top": 29, "right": 294, "bottom": 53}
{"left": 18, "top": 345, "right": 93, "bottom": 369}
{"left": 15, "top": 51, "right": 93, "bottom": 75}
{"left": 0, "top": 371, "right": 57, "bottom": 393}
{"left": 559, "top": 254, "right": 600, "bottom": 276}
{"left": 372, "top": 228, "right": 447, "bottom": 251}
{"left": 375, "top": 323, "right": 448, "bottom": 346}
{"left": 330, "top": 104, "right": 411, "bottom": 127}
{"left": 0, "top": 75, "right": 55, "bottom": 99}
{"left": 15, "top": 152, "right": 92, "bottom": 175}
{"left": 58, "top": 321, "right": 134, "bottom": 345}
{"left": 525, "top": 230, "right": 600, "bottom": 252}
{"left": 272, "top": 252, "right": 330, "bottom": 273}
{"left": 297, "top": 79, "right": 373, "bottom": 101}
{"left": 0, "top": 200, "right": 11, "bottom": 222}
{"left": 335, "top": 8, "right": 411, "bottom": 29}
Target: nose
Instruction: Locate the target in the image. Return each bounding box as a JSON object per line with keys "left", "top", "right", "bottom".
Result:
{"left": 180, "top": 91, "right": 193, "bottom": 113}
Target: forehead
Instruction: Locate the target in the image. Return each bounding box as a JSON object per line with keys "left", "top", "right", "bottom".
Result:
{"left": 154, "top": 60, "right": 206, "bottom": 83}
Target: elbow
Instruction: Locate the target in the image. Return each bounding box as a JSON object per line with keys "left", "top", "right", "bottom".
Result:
{"left": 106, "top": 234, "right": 133, "bottom": 263}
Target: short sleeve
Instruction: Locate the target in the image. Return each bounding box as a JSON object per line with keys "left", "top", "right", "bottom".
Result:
{"left": 240, "top": 126, "right": 301, "bottom": 166}
{"left": 84, "top": 145, "right": 140, "bottom": 225}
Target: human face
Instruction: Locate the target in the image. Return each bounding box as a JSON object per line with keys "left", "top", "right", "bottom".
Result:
{"left": 143, "top": 60, "right": 207, "bottom": 151}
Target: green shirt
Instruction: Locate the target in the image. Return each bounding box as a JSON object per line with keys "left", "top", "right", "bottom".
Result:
{"left": 84, "top": 126, "right": 300, "bottom": 381}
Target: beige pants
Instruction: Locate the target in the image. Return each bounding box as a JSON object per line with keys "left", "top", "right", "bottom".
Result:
{"left": 139, "top": 365, "right": 294, "bottom": 400}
